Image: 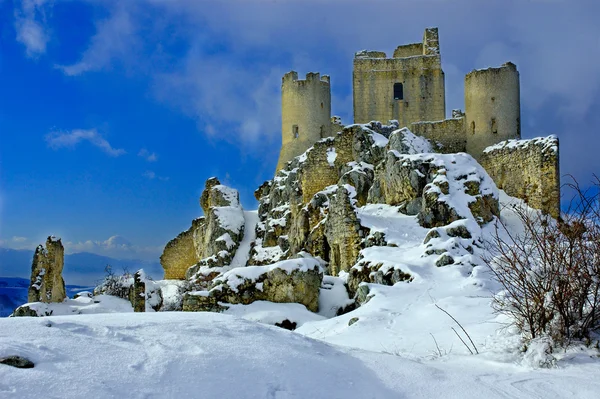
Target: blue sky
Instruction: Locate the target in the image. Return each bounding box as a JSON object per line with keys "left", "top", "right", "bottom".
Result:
{"left": 1, "top": 0, "right": 599, "bottom": 261}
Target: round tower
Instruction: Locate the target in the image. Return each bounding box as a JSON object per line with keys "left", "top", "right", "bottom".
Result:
{"left": 464, "top": 62, "right": 520, "bottom": 159}
{"left": 276, "top": 71, "right": 332, "bottom": 172}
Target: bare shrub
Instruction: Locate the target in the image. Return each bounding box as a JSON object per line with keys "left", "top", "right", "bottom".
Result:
{"left": 93, "top": 265, "right": 133, "bottom": 299}
{"left": 486, "top": 176, "right": 600, "bottom": 345}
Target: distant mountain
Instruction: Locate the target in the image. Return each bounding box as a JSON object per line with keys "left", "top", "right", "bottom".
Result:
{"left": 0, "top": 248, "right": 163, "bottom": 286}
{"left": 0, "top": 277, "right": 93, "bottom": 317}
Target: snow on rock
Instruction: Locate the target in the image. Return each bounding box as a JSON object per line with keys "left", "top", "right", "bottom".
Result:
{"left": 388, "top": 127, "right": 433, "bottom": 154}
{"left": 483, "top": 135, "right": 558, "bottom": 154}
{"left": 183, "top": 256, "right": 324, "bottom": 313}
{"left": 368, "top": 152, "right": 499, "bottom": 227}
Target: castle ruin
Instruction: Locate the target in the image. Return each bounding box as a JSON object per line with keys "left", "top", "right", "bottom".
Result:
{"left": 276, "top": 28, "right": 559, "bottom": 218}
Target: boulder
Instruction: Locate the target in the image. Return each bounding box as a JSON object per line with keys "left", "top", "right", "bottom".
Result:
{"left": 183, "top": 257, "right": 323, "bottom": 313}
{"left": 28, "top": 236, "right": 66, "bottom": 303}
{"left": 0, "top": 356, "right": 34, "bottom": 369}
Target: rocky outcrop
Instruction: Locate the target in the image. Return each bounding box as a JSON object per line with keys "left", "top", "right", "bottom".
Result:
{"left": 250, "top": 122, "right": 399, "bottom": 267}
{"left": 28, "top": 236, "right": 66, "bottom": 303}
{"left": 368, "top": 152, "right": 499, "bottom": 227}
{"left": 183, "top": 257, "right": 323, "bottom": 312}
{"left": 161, "top": 178, "right": 245, "bottom": 280}
{"left": 324, "top": 186, "right": 366, "bottom": 275}
{"left": 348, "top": 260, "right": 412, "bottom": 298}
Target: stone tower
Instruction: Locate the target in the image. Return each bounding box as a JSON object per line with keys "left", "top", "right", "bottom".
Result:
{"left": 352, "top": 27, "right": 445, "bottom": 127}
{"left": 276, "top": 71, "right": 332, "bottom": 172}
{"left": 465, "top": 62, "right": 521, "bottom": 159}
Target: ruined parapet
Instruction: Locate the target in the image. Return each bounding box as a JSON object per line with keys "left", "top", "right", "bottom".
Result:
{"left": 465, "top": 62, "right": 521, "bottom": 159}
{"left": 160, "top": 218, "right": 203, "bottom": 279}
{"left": 276, "top": 71, "right": 332, "bottom": 172}
{"left": 28, "top": 236, "right": 66, "bottom": 303}
{"left": 480, "top": 136, "right": 560, "bottom": 219}
{"left": 410, "top": 116, "right": 466, "bottom": 154}
{"left": 353, "top": 28, "right": 445, "bottom": 127}
{"left": 422, "top": 27, "right": 440, "bottom": 55}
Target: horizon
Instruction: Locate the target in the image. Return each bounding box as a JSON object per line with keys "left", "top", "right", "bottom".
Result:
{"left": 2, "top": 0, "right": 600, "bottom": 265}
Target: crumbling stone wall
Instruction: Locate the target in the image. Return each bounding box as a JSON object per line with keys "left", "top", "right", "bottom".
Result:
{"left": 479, "top": 136, "right": 560, "bottom": 218}
{"left": 160, "top": 218, "right": 203, "bottom": 279}
{"left": 28, "top": 236, "right": 66, "bottom": 303}
{"left": 410, "top": 115, "right": 466, "bottom": 154}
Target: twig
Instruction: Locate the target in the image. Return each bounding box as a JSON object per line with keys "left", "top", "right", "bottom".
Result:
{"left": 430, "top": 333, "right": 442, "bottom": 357}
{"left": 451, "top": 327, "right": 473, "bottom": 355}
{"left": 435, "top": 304, "right": 479, "bottom": 354}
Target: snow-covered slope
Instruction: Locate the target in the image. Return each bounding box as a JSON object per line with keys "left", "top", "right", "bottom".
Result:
{"left": 1, "top": 312, "right": 599, "bottom": 398}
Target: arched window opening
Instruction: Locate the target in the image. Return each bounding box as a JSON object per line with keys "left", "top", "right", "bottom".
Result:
{"left": 470, "top": 121, "right": 476, "bottom": 135}
{"left": 293, "top": 125, "right": 299, "bottom": 139}
{"left": 393, "top": 83, "right": 404, "bottom": 100}
{"left": 491, "top": 118, "right": 498, "bottom": 134}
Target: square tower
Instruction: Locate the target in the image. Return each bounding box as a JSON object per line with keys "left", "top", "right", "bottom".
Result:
{"left": 353, "top": 28, "right": 445, "bottom": 127}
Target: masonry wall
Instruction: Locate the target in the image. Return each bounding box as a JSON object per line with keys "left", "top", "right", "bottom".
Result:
{"left": 353, "top": 54, "right": 445, "bottom": 128}
{"left": 299, "top": 130, "right": 354, "bottom": 203}
{"left": 353, "top": 28, "right": 445, "bottom": 128}
{"left": 479, "top": 136, "right": 560, "bottom": 218}
{"left": 277, "top": 71, "right": 331, "bottom": 172}
{"left": 465, "top": 62, "right": 521, "bottom": 160}
{"left": 410, "top": 117, "right": 466, "bottom": 154}
{"left": 160, "top": 218, "right": 203, "bottom": 280}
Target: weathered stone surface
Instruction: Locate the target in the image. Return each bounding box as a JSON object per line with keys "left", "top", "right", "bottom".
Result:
{"left": 28, "top": 236, "right": 66, "bottom": 304}
{"left": 480, "top": 136, "right": 560, "bottom": 219}
{"left": 348, "top": 260, "right": 412, "bottom": 298}
{"left": 324, "top": 186, "right": 365, "bottom": 276}
{"left": 200, "top": 177, "right": 240, "bottom": 213}
{"left": 184, "top": 258, "right": 323, "bottom": 313}
{"left": 11, "top": 305, "right": 42, "bottom": 317}
{"left": 0, "top": 356, "right": 34, "bottom": 369}
{"left": 161, "top": 218, "right": 203, "bottom": 280}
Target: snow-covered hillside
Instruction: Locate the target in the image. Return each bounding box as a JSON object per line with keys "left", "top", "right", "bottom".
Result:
{"left": 1, "top": 312, "right": 600, "bottom": 398}
{"left": 2, "top": 192, "right": 600, "bottom": 398}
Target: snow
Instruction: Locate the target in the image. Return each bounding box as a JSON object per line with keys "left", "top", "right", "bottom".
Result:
{"left": 2, "top": 192, "right": 600, "bottom": 397}
{"left": 1, "top": 312, "right": 599, "bottom": 398}
{"left": 370, "top": 132, "right": 388, "bottom": 147}
{"left": 483, "top": 135, "right": 558, "bottom": 154}
{"left": 229, "top": 211, "right": 258, "bottom": 268}
{"left": 223, "top": 301, "right": 325, "bottom": 327}
{"left": 395, "top": 127, "right": 434, "bottom": 153}
{"left": 213, "top": 206, "right": 245, "bottom": 233}
{"left": 326, "top": 147, "right": 337, "bottom": 166}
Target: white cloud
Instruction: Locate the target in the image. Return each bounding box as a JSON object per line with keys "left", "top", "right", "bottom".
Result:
{"left": 0, "top": 236, "right": 34, "bottom": 250}
{"left": 142, "top": 170, "right": 156, "bottom": 179}
{"left": 138, "top": 148, "right": 158, "bottom": 162}
{"left": 45, "top": 129, "right": 126, "bottom": 157}
{"left": 13, "top": 0, "right": 51, "bottom": 58}
{"left": 56, "top": 4, "right": 138, "bottom": 76}
{"left": 64, "top": 235, "right": 162, "bottom": 261}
